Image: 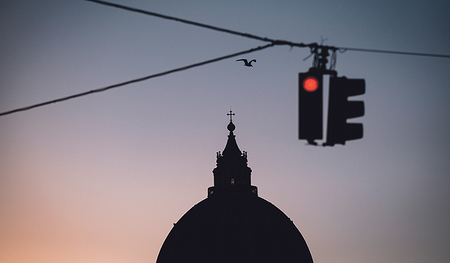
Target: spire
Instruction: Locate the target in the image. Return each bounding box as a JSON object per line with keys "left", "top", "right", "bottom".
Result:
{"left": 222, "top": 119, "right": 241, "bottom": 158}
{"left": 208, "top": 112, "right": 257, "bottom": 197}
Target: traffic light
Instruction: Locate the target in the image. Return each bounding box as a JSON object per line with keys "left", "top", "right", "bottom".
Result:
{"left": 299, "top": 69, "right": 323, "bottom": 145}
{"left": 325, "top": 76, "right": 365, "bottom": 146}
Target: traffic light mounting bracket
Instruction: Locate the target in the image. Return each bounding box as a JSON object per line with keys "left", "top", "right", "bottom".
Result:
{"left": 309, "top": 45, "right": 339, "bottom": 75}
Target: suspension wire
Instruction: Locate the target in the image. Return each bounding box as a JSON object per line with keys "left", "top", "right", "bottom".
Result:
{"left": 86, "top": 0, "right": 450, "bottom": 59}
{"left": 85, "top": 0, "right": 311, "bottom": 49}
{"left": 337, "top": 46, "right": 450, "bottom": 59}
{"left": 0, "top": 44, "right": 274, "bottom": 117}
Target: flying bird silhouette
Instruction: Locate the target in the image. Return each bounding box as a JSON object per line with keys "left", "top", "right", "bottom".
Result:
{"left": 236, "top": 59, "right": 256, "bottom": 67}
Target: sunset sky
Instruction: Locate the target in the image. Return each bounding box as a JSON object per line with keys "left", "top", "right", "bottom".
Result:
{"left": 1, "top": 1, "right": 450, "bottom": 263}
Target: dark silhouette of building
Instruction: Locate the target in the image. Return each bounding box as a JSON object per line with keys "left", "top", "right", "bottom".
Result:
{"left": 156, "top": 118, "right": 314, "bottom": 263}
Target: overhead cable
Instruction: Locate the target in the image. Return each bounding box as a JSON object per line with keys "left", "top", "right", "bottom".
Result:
{"left": 338, "top": 46, "right": 450, "bottom": 59}
{"left": 87, "top": 0, "right": 450, "bottom": 59}
{"left": 85, "top": 0, "right": 312, "bottom": 49}
{"left": 0, "top": 44, "right": 274, "bottom": 117}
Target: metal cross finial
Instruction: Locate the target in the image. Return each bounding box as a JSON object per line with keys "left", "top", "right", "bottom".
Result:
{"left": 227, "top": 110, "right": 235, "bottom": 122}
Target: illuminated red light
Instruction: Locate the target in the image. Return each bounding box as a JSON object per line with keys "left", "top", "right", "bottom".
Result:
{"left": 303, "top": 77, "right": 319, "bottom": 92}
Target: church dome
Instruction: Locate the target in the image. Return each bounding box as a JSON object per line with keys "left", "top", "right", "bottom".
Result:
{"left": 156, "top": 116, "right": 314, "bottom": 263}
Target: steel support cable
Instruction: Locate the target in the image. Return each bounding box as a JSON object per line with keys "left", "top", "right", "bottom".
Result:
{"left": 0, "top": 44, "right": 274, "bottom": 117}
{"left": 337, "top": 46, "right": 450, "bottom": 58}
{"left": 85, "top": 0, "right": 311, "bottom": 49}
{"left": 87, "top": 0, "right": 450, "bottom": 59}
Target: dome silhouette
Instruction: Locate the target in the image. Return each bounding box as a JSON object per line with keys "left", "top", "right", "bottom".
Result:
{"left": 156, "top": 118, "right": 314, "bottom": 263}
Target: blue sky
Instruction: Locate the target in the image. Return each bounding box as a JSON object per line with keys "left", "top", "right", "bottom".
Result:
{"left": 1, "top": 1, "right": 450, "bottom": 262}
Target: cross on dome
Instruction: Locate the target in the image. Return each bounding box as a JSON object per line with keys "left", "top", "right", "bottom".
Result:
{"left": 227, "top": 110, "right": 236, "bottom": 132}
{"left": 227, "top": 110, "right": 235, "bottom": 122}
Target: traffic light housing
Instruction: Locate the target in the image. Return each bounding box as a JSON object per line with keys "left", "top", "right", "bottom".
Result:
{"left": 325, "top": 76, "right": 365, "bottom": 146}
{"left": 299, "top": 69, "right": 323, "bottom": 145}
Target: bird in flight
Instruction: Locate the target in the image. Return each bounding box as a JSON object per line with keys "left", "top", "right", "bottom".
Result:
{"left": 236, "top": 59, "right": 256, "bottom": 67}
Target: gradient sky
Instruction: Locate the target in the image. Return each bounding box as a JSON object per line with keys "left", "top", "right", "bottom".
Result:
{"left": 1, "top": 1, "right": 450, "bottom": 263}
